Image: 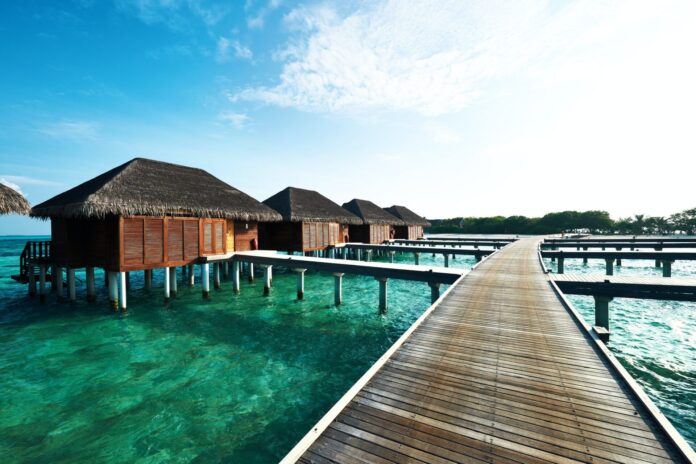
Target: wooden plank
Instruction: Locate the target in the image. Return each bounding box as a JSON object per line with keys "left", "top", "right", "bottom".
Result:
{"left": 282, "top": 237, "right": 692, "bottom": 463}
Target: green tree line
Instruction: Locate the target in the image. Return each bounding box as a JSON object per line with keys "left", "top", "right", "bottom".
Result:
{"left": 427, "top": 208, "right": 696, "bottom": 235}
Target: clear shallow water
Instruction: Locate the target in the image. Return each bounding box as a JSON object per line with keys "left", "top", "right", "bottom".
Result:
{"left": 544, "top": 255, "right": 696, "bottom": 448}
{"left": 0, "top": 237, "right": 461, "bottom": 463}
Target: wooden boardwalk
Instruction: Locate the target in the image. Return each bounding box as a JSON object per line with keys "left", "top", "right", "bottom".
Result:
{"left": 552, "top": 274, "right": 696, "bottom": 301}
{"left": 283, "top": 238, "right": 693, "bottom": 463}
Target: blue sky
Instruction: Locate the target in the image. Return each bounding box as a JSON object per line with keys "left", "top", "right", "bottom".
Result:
{"left": 1, "top": 0, "right": 695, "bottom": 234}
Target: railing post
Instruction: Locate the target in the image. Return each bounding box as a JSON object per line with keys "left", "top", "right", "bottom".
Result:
{"left": 232, "top": 261, "right": 240, "bottom": 293}
{"left": 605, "top": 258, "right": 614, "bottom": 276}
{"left": 428, "top": 282, "right": 441, "bottom": 303}
{"left": 662, "top": 260, "right": 673, "bottom": 277}
{"left": 164, "top": 266, "right": 171, "bottom": 303}
{"left": 170, "top": 267, "right": 178, "bottom": 297}
{"left": 201, "top": 263, "right": 210, "bottom": 299}
{"left": 294, "top": 268, "right": 306, "bottom": 300}
{"left": 263, "top": 265, "right": 272, "bottom": 296}
{"left": 333, "top": 273, "right": 343, "bottom": 305}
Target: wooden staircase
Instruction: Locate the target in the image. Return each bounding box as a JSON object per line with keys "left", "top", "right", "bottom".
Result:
{"left": 12, "top": 240, "right": 51, "bottom": 283}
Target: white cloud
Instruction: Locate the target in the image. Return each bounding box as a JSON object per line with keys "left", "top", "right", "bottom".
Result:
{"left": 232, "top": 0, "right": 696, "bottom": 117}
{"left": 37, "top": 120, "right": 100, "bottom": 140}
{"left": 219, "top": 111, "right": 250, "bottom": 129}
{"left": 216, "top": 37, "right": 253, "bottom": 62}
{"left": 0, "top": 175, "right": 62, "bottom": 187}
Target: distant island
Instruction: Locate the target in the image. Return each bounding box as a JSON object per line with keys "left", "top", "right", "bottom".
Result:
{"left": 428, "top": 207, "right": 696, "bottom": 235}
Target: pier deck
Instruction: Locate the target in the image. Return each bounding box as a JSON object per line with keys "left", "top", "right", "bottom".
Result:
{"left": 284, "top": 238, "right": 693, "bottom": 463}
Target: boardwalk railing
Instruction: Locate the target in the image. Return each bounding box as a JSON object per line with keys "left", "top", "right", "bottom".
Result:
{"left": 17, "top": 240, "right": 51, "bottom": 282}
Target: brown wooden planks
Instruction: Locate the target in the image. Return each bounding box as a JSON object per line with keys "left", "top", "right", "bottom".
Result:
{"left": 293, "top": 238, "right": 688, "bottom": 463}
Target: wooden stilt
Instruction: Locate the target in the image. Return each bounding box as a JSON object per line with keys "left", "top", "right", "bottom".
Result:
{"left": 67, "top": 268, "right": 76, "bottom": 302}
{"left": 86, "top": 267, "right": 96, "bottom": 302}
{"left": 295, "top": 268, "right": 306, "bottom": 300}
{"left": 164, "top": 266, "right": 170, "bottom": 303}
{"left": 214, "top": 263, "right": 221, "bottom": 290}
{"left": 39, "top": 264, "right": 47, "bottom": 303}
{"left": 108, "top": 271, "right": 118, "bottom": 310}
{"left": 333, "top": 273, "right": 343, "bottom": 306}
{"left": 118, "top": 272, "right": 127, "bottom": 312}
{"left": 202, "top": 263, "right": 210, "bottom": 299}
{"left": 170, "top": 267, "right": 177, "bottom": 297}
{"left": 232, "top": 261, "right": 240, "bottom": 293}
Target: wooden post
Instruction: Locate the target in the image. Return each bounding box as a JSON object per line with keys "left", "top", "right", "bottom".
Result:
{"left": 366, "top": 250, "right": 372, "bottom": 262}
{"left": 248, "top": 263, "right": 255, "bottom": 283}
{"left": 414, "top": 252, "right": 420, "bottom": 265}
{"left": 377, "top": 277, "right": 388, "bottom": 313}
{"left": 263, "top": 265, "right": 272, "bottom": 296}
{"left": 170, "top": 267, "right": 178, "bottom": 297}
{"left": 202, "top": 263, "right": 210, "bottom": 299}
{"left": 223, "top": 261, "right": 229, "bottom": 279}
{"left": 118, "top": 271, "right": 127, "bottom": 312}
{"left": 28, "top": 263, "right": 36, "bottom": 297}
{"left": 214, "top": 263, "right": 221, "bottom": 290}
{"left": 85, "top": 267, "right": 95, "bottom": 302}
{"left": 39, "top": 264, "right": 46, "bottom": 303}
{"left": 67, "top": 268, "right": 76, "bottom": 302}
{"left": 334, "top": 273, "right": 343, "bottom": 305}
{"left": 164, "top": 266, "right": 171, "bottom": 303}
{"left": 188, "top": 264, "right": 195, "bottom": 286}
{"left": 444, "top": 254, "right": 449, "bottom": 268}
{"left": 108, "top": 272, "right": 118, "bottom": 310}
{"left": 295, "top": 268, "right": 306, "bottom": 300}
{"left": 55, "top": 267, "right": 64, "bottom": 299}
{"left": 144, "top": 269, "right": 152, "bottom": 290}
{"left": 232, "top": 261, "right": 240, "bottom": 293}
{"left": 557, "top": 257, "right": 564, "bottom": 274}
{"left": 616, "top": 258, "right": 622, "bottom": 266}
{"left": 51, "top": 264, "right": 58, "bottom": 292}
{"left": 125, "top": 271, "right": 131, "bottom": 290}
{"left": 475, "top": 254, "right": 482, "bottom": 262}
{"left": 605, "top": 258, "right": 614, "bottom": 276}
{"left": 663, "top": 260, "right": 673, "bottom": 278}
{"left": 429, "top": 282, "right": 441, "bottom": 303}
{"left": 594, "top": 295, "right": 612, "bottom": 342}
{"left": 389, "top": 251, "right": 395, "bottom": 263}
{"left": 655, "top": 259, "right": 661, "bottom": 268}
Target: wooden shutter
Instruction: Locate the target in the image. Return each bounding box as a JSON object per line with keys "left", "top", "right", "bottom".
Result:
{"left": 123, "top": 218, "right": 144, "bottom": 265}
{"left": 168, "top": 219, "right": 184, "bottom": 261}
{"left": 144, "top": 218, "right": 164, "bottom": 264}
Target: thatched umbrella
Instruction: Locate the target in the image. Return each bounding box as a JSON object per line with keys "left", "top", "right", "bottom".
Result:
{"left": 383, "top": 205, "right": 431, "bottom": 227}
{"left": 263, "top": 187, "right": 362, "bottom": 225}
{"left": 342, "top": 199, "right": 405, "bottom": 225}
{"left": 0, "top": 182, "right": 30, "bottom": 215}
{"left": 31, "top": 158, "right": 281, "bottom": 221}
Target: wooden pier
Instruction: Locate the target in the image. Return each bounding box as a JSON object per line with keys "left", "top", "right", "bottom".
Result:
{"left": 343, "top": 243, "right": 493, "bottom": 265}
{"left": 282, "top": 238, "right": 694, "bottom": 463}
{"left": 391, "top": 239, "right": 507, "bottom": 248}
{"left": 552, "top": 274, "right": 696, "bottom": 301}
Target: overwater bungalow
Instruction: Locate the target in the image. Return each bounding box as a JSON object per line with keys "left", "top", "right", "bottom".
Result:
{"left": 0, "top": 183, "right": 30, "bottom": 215}
{"left": 29, "top": 158, "right": 281, "bottom": 306}
{"left": 341, "top": 198, "right": 404, "bottom": 244}
{"left": 259, "top": 187, "right": 361, "bottom": 253}
{"left": 383, "top": 205, "right": 431, "bottom": 239}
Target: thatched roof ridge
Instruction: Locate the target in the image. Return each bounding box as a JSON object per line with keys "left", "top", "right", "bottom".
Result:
{"left": 342, "top": 199, "right": 405, "bottom": 225}
{"left": 263, "top": 187, "right": 362, "bottom": 225}
{"left": 383, "top": 205, "right": 431, "bottom": 227}
{"left": 0, "top": 183, "right": 31, "bottom": 215}
{"left": 30, "top": 158, "right": 282, "bottom": 221}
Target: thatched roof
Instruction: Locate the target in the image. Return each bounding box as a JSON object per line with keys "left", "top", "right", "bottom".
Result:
{"left": 383, "top": 205, "right": 431, "bottom": 227}
{"left": 342, "top": 199, "right": 405, "bottom": 225}
{"left": 30, "top": 158, "right": 282, "bottom": 221}
{"left": 0, "top": 183, "right": 30, "bottom": 215}
{"left": 263, "top": 187, "right": 362, "bottom": 225}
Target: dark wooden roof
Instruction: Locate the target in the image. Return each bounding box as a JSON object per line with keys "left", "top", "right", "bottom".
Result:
{"left": 383, "top": 204, "right": 431, "bottom": 227}
{"left": 263, "top": 187, "right": 362, "bottom": 225}
{"left": 0, "top": 183, "right": 30, "bottom": 215}
{"left": 30, "top": 158, "right": 282, "bottom": 221}
{"left": 342, "top": 199, "right": 405, "bottom": 225}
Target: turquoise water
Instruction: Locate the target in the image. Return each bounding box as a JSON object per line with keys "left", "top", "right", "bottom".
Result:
{"left": 543, "top": 255, "right": 696, "bottom": 448}
{"left": 0, "top": 236, "right": 464, "bottom": 463}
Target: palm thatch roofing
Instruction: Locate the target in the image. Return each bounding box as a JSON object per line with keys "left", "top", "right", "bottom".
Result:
{"left": 30, "top": 158, "right": 282, "bottom": 222}
{"left": 342, "top": 199, "right": 405, "bottom": 225}
{"left": 383, "top": 205, "right": 431, "bottom": 227}
{"left": 0, "top": 183, "right": 31, "bottom": 215}
{"left": 263, "top": 187, "right": 362, "bottom": 225}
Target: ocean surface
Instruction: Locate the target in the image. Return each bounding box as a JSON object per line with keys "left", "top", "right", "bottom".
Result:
{"left": 0, "top": 235, "right": 693, "bottom": 462}
{"left": 0, "top": 236, "right": 470, "bottom": 463}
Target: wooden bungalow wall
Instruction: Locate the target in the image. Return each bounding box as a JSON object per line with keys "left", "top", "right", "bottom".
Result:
{"left": 350, "top": 225, "right": 392, "bottom": 244}
{"left": 394, "top": 225, "right": 424, "bottom": 240}
{"left": 260, "top": 222, "right": 350, "bottom": 252}
{"left": 233, "top": 221, "right": 258, "bottom": 251}
{"left": 50, "top": 215, "right": 232, "bottom": 272}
